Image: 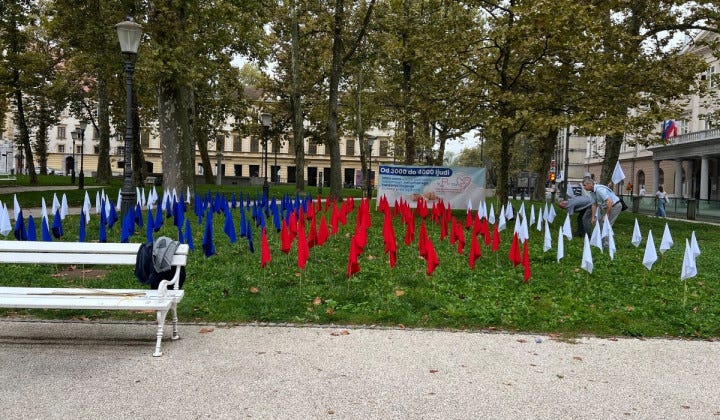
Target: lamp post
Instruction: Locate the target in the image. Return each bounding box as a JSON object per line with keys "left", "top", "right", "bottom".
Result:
{"left": 70, "top": 131, "right": 76, "bottom": 184}
{"left": 76, "top": 121, "right": 86, "bottom": 189}
{"left": 260, "top": 113, "right": 271, "bottom": 198}
{"left": 365, "top": 135, "right": 376, "bottom": 200}
{"left": 116, "top": 18, "right": 142, "bottom": 220}
{"left": 273, "top": 139, "right": 278, "bottom": 185}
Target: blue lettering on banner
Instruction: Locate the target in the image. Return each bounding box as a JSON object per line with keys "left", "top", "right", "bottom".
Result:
{"left": 379, "top": 165, "right": 452, "bottom": 177}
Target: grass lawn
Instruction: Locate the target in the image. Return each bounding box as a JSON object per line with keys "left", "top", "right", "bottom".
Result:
{"left": 0, "top": 184, "right": 718, "bottom": 339}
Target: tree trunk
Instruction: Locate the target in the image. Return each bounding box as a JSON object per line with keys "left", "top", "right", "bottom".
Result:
{"left": 96, "top": 75, "right": 112, "bottom": 184}
{"left": 532, "top": 128, "right": 559, "bottom": 201}
{"left": 36, "top": 98, "right": 49, "bottom": 175}
{"left": 158, "top": 80, "right": 195, "bottom": 194}
{"left": 197, "top": 131, "right": 214, "bottom": 184}
{"left": 326, "top": 0, "right": 345, "bottom": 199}
{"left": 496, "top": 127, "right": 512, "bottom": 206}
{"left": 600, "top": 132, "right": 623, "bottom": 185}
{"left": 290, "top": 0, "right": 305, "bottom": 192}
{"left": 12, "top": 75, "right": 36, "bottom": 182}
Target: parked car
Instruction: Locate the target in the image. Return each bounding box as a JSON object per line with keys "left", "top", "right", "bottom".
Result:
{"left": 34, "top": 167, "right": 65, "bottom": 176}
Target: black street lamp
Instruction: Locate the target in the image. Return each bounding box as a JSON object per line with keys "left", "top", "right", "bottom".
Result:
{"left": 70, "top": 131, "right": 76, "bottom": 184}
{"left": 75, "top": 121, "right": 87, "bottom": 189}
{"left": 116, "top": 18, "right": 142, "bottom": 219}
{"left": 261, "top": 113, "right": 271, "bottom": 198}
{"left": 365, "top": 135, "right": 377, "bottom": 200}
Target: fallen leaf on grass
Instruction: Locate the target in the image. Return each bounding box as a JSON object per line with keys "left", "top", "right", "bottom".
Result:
{"left": 397, "top": 324, "right": 405, "bottom": 329}
{"left": 429, "top": 369, "right": 439, "bottom": 373}
{"left": 330, "top": 330, "right": 350, "bottom": 336}
{"left": 249, "top": 287, "right": 259, "bottom": 293}
{"left": 199, "top": 327, "right": 214, "bottom": 334}
{"left": 516, "top": 339, "right": 527, "bottom": 343}
{"left": 325, "top": 307, "right": 335, "bottom": 315}
{"left": 313, "top": 297, "right": 322, "bottom": 306}
{"left": 573, "top": 356, "right": 583, "bottom": 361}
{"left": 395, "top": 290, "right": 405, "bottom": 297}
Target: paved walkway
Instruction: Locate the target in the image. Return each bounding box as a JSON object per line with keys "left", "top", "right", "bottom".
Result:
{"left": 0, "top": 319, "right": 717, "bottom": 419}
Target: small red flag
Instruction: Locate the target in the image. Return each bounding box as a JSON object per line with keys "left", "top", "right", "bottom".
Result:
{"left": 491, "top": 223, "right": 500, "bottom": 252}
{"left": 347, "top": 241, "right": 360, "bottom": 278}
{"left": 469, "top": 233, "right": 481, "bottom": 269}
{"left": 280, "top": 220, "right": 292, "bottom": 255}
{"left": 404, "top": 216, "right": 415, "bottom": 246}
{"left": 455, "top": 220, "right": 465, "bottom": 254}
{"left": 307, "top": 215, "right": 317, "bottom": 248}
{"left": 465, "top": 211, "right": 473, "bottom": 230}
{"left": 382, "top": 210, "right": 397, "bottom": 268}
{"left": 425, "top": 236, "right": 439, "bottom": 275}
{"left": 331, "top": 202, "right": 339, "bottom": 234}
{"left": 523, "top": 240, "right": 531, "bottom": 282}
{"left": 419, "top": 220, "right": 428, "bottom": 258}
{"left": 261, "top": 228, "right": 271, "bottom": 268}
{"left": 509, "top": 233, "right": 522, "bottom": 267}
{"left": 317, "top": 214, "right": 329, "bottom": 246}
{"left": 297, "top": 220, "right": 309, "bottom": 269}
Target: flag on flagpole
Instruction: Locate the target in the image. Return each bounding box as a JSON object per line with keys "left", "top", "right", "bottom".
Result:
{"left": 590, "top": 219, "right": 603, "bottom": 251}
{"left": 202, "top": 210, "right": 215, "bottom": 257}
{"left": 60, "top": 194, "right": 69, "bottom": 220}
{"left": 659, "top": 223, "right": 673, "bottom": 254}
{"left": 611, "top": 161, "right": 626, "bottom": 185}
{"left": 529, "top": 205, "right": 536, "bottom": 226}
{"left": 509, "top": 233, "right": 522, "bottom": 266}
{"left": 425, "top": 236, "right": 439, "bottom": 275}
{"left": 557, "top": 227, "right": 564, "bottom": 262}
{"left": 661, "top": 120, "right": 678, "bottom": 140}
{"left": 581, "top": 234, "right": 593, "bottom": 274}
{"left": 469, "top": 233, "right": 481, "bottom": 269}
{"left": 631, "top": 218, "right": 642, "bottom": 247}
{"left": 543, "top": 220, "right": 552, "bottom": 252}
{"left": 522, "top": 241, "right": 531, "bottom": 282}
{"left": 505, "top": 202, "right": 514, "bottom": 221}
{"left": 690, "top": 231, "right": 700, "bottom": 258}
{"left": 498, "top": 206, "right": 507, "bottom": 231}
{"left": 261, "top": 228, "right": 271, "bottom": 268}
{"left": 607, "top": 222, "right": 616, "bottom": 261}
{"left": 26, "top": 215, "right": 36, "bottom": 241}
{"left": 681, "top": 239, "right": 697, "bottom": 280}
{"left": 0, "top": 203, "right": 11, "bottom": 237}
{"left": 246, "top": 220, "right": 255, "bottom": 253}
{"left": 184, "top": 217, "right": 194, "bottom": 250}
{"left": 51, "top": 209, "right": 63, "bottom": 239}
{"left": 491, "top": 223, "right": 500, "bottom": 252}
{"left": 488, "top": 204, "right": 495, "bottom": 225}
{"left": 562, "top": 214, "right": 572, "bottom": 240}
{"left": 643, "top": 230, "right": 658, "bottom": 270}
{"left": 297, "top": 220, "right": 309, "bottom": 269}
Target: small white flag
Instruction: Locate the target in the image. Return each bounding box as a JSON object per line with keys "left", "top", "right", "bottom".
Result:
{"left": 581, "top": 234, "right": 593, "bottom": 274}
{"left": 116, "top": 189, "right": 122, "bottom": 211}
{"left": 543, "top": 220, "right": 552, "bottom": 252}
{"left": 13, "top": 194, "right": 21, "bottom": 221}
{"left": 518, "top": 202, "right": 526, "bottom": 223}
{"left": 83, "top": 192, "right": 91, "bottom": 224}
{"left": 690, "top": 231, "right": 700, "bottom": 258}
{"left": 60, "top": 194, "right": 69, "bottom": 220}
{"left": 0, "top": 203, "right": 11, "bottom": 236}
{"left": 536, "top": 207, "right": 543, "bottom": 232}
{"left": 557, "top": 227, "right": 565, "bottom": 262}
{"left": 631, "top": 218, "right": 642, "bottom": 247}
{"left": 607, "top": 222, "right": 616, "bottom": 261}
{"left": 488, "top": 203, "right": 495, "bottom": 225}
{"left": 590, "top": 219, "right": 603, "bottom": 251}
{"left": 611, "top": 161, "right": 626, "bottom": 185}
{"left": 467, "top": 198, "right": 473, "bottom": 213}
{"left": 529, "top": 205, "right": 536, "bottom": 226}
{"left": 660, "top": 223, "right": 673, "bottom": 254}
{"left": 520, "top": 215, "right": 530, "bottom": 243}
{"left": 505, "top": 201, "right": 514, "bottom": 220}
{"left": 681, "top": 239, "right": 697, "bottom": 281}
{"left": 95, "top": 191, "right": 101, "bottom": 214}
{"left": 498, "top": 205, "right": 506, "bottom": 231}
{"left": 41, "top": 197, "right": 48, "bottom": 222}
{"left": 187, "top": 186, "right": 192, "bottom": 204}
{"left": 481, "top": 201, "right": 488, "bottom": 220}
{"left": 562, "top": 214, "right": 572, "bottom": 240}
{"left": 601, "top": 214, "right": 611, "bottom": 239}
{"left": 51, "top": 193, "right": 60, "bottom": 216}
{"left": 547, "top": 204, "right": 556, "bottom": 224}
{"left": 643, "top": 230, "right": 658, "bottom": 270}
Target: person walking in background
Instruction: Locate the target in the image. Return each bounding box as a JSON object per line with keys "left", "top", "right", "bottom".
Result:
{"left": 639, "top": 185, "right": 646, "bottom": 197}
{"left": 655, "top": 185, "right": 667, "bottom": 218}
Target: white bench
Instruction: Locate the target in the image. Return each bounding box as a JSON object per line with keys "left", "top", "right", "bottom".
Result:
{"left": 0, "top": 241, "right": 188, "bottom": 356}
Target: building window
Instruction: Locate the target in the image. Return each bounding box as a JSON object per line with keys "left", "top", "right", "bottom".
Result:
{"left": 93, "top": 127, "right": 99, "bottom": 139}
{"left": 215, "top": 135, "right": 225, "bottom": 152}
{"left": 76, "top": 144, "right": 82, "bottom": 154}
{"left": 380, "top": 140, "right": 388, "bottom": 157}
{"left": 709, "top": 65, "right": 717, "bottom": 88}
{"left": 57, "top": 126, "right": 66, "bottom": 139}
{"left": 346, "top": 139, "right": 355, "bottom": 156}
{"left": 250, "top": 136, "right": 259, "bottom": 152}
{"left": 117, "top": 146, "right": 124, "bottom": 156}
{"left": 141, "top": 130, "right": 150, "bottom": 148}
{"left": 233, "top": 134, "right": 242, "bottom": 152}
{"left": 234, "top": 164, "right": 242, "bottom": 176}
{"left": 272, "top": 140, "right": 280, "bottom": 153}
{"left": 308, "top": 141, "right": 317, "bottom": 155}
{"left": 93, "top": 146, "right": 100, "bottom": 154}
{"left": 58, "top": 144, "right": 65, "bottom": 153}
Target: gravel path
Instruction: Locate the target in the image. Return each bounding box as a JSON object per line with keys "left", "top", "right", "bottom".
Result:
{"left": 0, "top": 320, "right": 717, "bottom": 419}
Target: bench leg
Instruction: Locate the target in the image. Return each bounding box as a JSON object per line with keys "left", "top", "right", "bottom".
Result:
{"left": 171, "top": 302, "right": 180, "bottom": 340}
{"left": 154, "top": 309, "right": 169, "bottom": 357}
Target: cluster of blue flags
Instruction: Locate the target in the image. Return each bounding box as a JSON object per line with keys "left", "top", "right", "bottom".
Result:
{"left": 7, "top": 189, "right": 325, "bottom": 260}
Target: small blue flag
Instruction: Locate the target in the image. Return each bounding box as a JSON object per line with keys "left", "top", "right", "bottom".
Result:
{"left": 202, "top": 209, "right": 215, "bottom": 257}
{"left": 13, "top": 210, "right": 26, "bottom": 241}
{"left": 79, "top": 210, "right": 86, "bottom": 242}
{"left": 27, "top": 215, "right": 36, "bottom": 241}
{"left": 41, "top": 216, "right": 52, "bottom": 242}
{"left": 51, "top": 209, "right": 63, "bottom": 239}
{"left": 223, "top": 206, "right": 236, "bottom": 243}
{"left": 185, "top": 217, "right": 194, "bottom": 251}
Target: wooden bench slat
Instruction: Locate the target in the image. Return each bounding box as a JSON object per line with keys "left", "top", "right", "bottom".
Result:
{"left": 0, "top": 288, "right": 183, "bottom": 311}
{"left": 0, "top": 252, "right": 187, "bottom": 266}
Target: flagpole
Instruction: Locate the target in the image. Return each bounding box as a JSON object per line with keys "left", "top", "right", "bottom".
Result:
{"left": 683, "top": 281, "right": 687, "bottom": 308}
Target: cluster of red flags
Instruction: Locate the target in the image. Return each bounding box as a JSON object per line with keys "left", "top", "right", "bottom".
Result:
{"left": 262, "top": 193, "right": 532, "bottom": 282}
